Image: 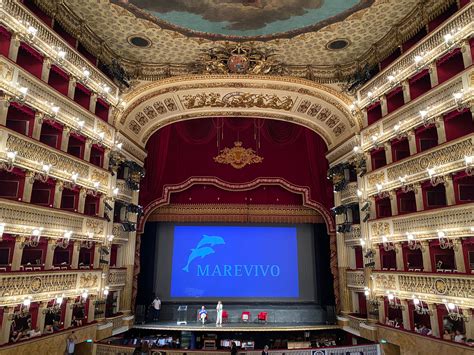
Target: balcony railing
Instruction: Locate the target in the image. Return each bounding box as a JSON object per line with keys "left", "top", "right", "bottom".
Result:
{"left": 364, "top": 133, "right": 474, "bottom": 196}
{"left": 346, "top": 269, "right": 366, "bottom": 290}
{"left": 0, "top": 127, "right": 112, "bottom": 194}
{"left": 358, "top": 3, "right": 472, "bottom": 104}
{"left": 0, "top": 197, "right": 108, "bottom": 240}
{"left": 344, "top": 224, "right": 361, "bottom": 245}
{"left": 0, "top": 55, "right": 116, "bottom": 150}
{"left": 115, "top": 179, "right": 133, "bottom": 202}
{"left": 367, "top": 202, "right": 474, "bottom": 241}
{"left": 372, "top": 270, "right": 474, "bottom": 307}
{"left": 340, "top": 182, "right": 358, "bottom": 204}
{"left": 0, "top": 269, "right": 102, "bottom": 305}
{"left": 108, "top": 268, "right": 127, "bottom": 288}
{"left": 112, "top": 223, "right": 129, "bottom": 244}
{"left": 0, "top": 0, "right": 119, "bottom": 101}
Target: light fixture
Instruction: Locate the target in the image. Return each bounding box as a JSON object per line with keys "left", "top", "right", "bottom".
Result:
{"left": 82, "top": 69, "right": 90, "bottom": 82}
{"left": 77, "top": 120, "right": 85, "bottom": 130}
{"left": 365, "top": 287, "right": 379, "bottom": 307}
{"left": 360, "top": 238, "right": 366, "bottom": 248}
{"left": 71, "top": 172, "right": 79, "bottom": 183}
{"left": 21, "top": 228, "right": 43, "bottom": 248}
{"left": 349, "top": 102, "right": 358, "bottom": 115}
{"left": 443, "top": 33, "right": 454, "bottom": 47}
{"left": 412, "top": 295, "right": 431, "bottom": 315}
{"left": 0, "top": 223, "right": 4, "bottom": 240}
{"left": 26, "top": 25, "right": 37, "bottom": 40}
{"left": 353, "top": 146, "right": 361, "bottom": 154}
{"left": 382, "top": 235, "right": 395, "bottom": 252}
{"left": 107, "top": 235, "right": 114, "bottom": 243}
{"left": 1, "top": 151, "right": 17, "bottom": 172}
{"left": 103, "top": 288, "right": 109, "bottom": 296}
{"left": 356, "top": 189, "right": 363, "bottom": 198}
{"left": 407, "top": 232, "right": 422, "bottom": 251}
{"left": 115, "top": 142, "right": 123, "bottom": 150}
{"left": 414, "top": 54, "right": 424, "bottom": 69}
{"left": 443, "top": 301, "right": 469, "bottom": 322}
{"left": 23, "top": 297, "right": 32, "bottom": 308}
{"left": 18, "top": 86, "right": 28, "bottom": 102}
{"left": 437, "top": 230, "right": 453, "bottom": 250}
{"left": 453, "top": 91, "right": 467, "bottom": 111}
{"left": 376, "top": 183, "right": 389, "bottom": 199}
{"left": 55, "top": 231, "right": 72, "bottom": 249}
{"left": 112, "top": 187, "right": 119, "bottom": 196}
{"left": 81, "top": 290, "right": 88, "bottom": 300}
{"left": 34, "top": 163, "right": 52, "bottom": 183}
{"left": 56, "top": 295, "right": 64, "bottom": 305}
{"left": 97, "top": 131, "right": 105, "bottom": 141}
{"left": 465, "top": 156, "right": 473, "bottom": 176}
{"left": 387, "top": 292, "right": 403, "bottom": 309}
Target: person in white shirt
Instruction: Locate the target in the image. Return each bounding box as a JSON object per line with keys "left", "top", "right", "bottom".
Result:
{"left": 151, "top": 296, "right": 161, "bottom": 321}
{"left": 216, "top": 301, "right": 223, "bottom": 326}
{"left": 454, "top": 330, "right": 465, "bottom": 343}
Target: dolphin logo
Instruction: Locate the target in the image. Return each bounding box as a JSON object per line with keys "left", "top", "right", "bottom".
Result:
{"left": 196, "top": 235, "right": 225, "bottom": 249}
{"left": 182, "top": 247, "right": 215, "bottom": 272}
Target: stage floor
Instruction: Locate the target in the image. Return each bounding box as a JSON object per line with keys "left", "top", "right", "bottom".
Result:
{"left": 134, "top": 321, "right": 340, "bottom": 332}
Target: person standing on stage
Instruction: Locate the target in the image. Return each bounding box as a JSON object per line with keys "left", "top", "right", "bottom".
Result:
{"left": 262, "top": 345, "right": 269, "bottom": 355}
{"left": 216, "top": 301, "right": 223, "bottom": 326}
{"left": 151, "top": 296, "right": 161, "bottom": 321}
{"left": 199, "top": 306, "right": 208, "bottom": 324}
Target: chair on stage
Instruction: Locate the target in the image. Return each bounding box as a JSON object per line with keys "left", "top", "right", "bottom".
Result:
{"left": 241, "top": 311, "right": 250, "bottom": 322}
{"left": 257, "top": 312, "right": 268, "bottom": 323}
{"left": 222, "top": 310, "right": 229, "bottom": 323}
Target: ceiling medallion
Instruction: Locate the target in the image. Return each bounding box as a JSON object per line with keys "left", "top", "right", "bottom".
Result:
{"left": 128, "top": 35, "right": 152, "bottom": 48}
{"left": 326, "top": 39, "right": 350, "bottom": 51}
{"left": 190, "top": 44, "right": 287, "bottom": 75}
{"left": 214, "top": 141, "right": 263, "bottom": 169}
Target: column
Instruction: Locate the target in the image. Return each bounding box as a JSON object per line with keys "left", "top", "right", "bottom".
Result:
{"left": 428, "top": 63, "right": 438, "bottom": 87}
{"left": 37, "top": 302, "right": 48, "bottom": 332}
{"left": 41, "top": 57, "right": 51, "bottom": 83}
{"left": 395, "top": 243, "right": 404, "bottom": 271}
{"left": 453, "top": 239, "right": 466, "bottom": 273}
{"left": 78, "top": 188, "right": 87, "bottom": 214}
{"left": 444, "top": 177, "right": 456, "bottom": 206}
{"left": 71, "top": 241, "right": 80, "bottom": 269}
{"left": 60, "top": 127, "right": 70, "bottom": 152}
{"left": 84, "top": 139, "right": 92, "bottom": 162}
{"left": 53, "top": 181, "right": 63, "bottom": 209}
{"left": 44, "top": 239, "right": 55, "bottom": 270}
{"left": 87, "top": 296, "right": 95, "bottom": 323}
{"left": 401, "top": 300, "right": 411, "bottom": 330}
{"left": 64, "top": 298, "right": 74, "bottom": 329}
{"left": 11, "top": 237, "right": 24, "bottom": 271}
{"left": 380, "top": 95, "right": 388, "bottom": 117}
{"left": 407, "top": 130, "right": 417, "bottom": 155}
{"left": 348, "top": 247, "right": 356, "bottom": 269}
{"left": 369, "top": 196, "right": 376, "bottom": 221}
{"left": 373, "top": 245, "right": 381, "bottom": 269}
{"left": 103, "top": 149, "right": 110, "bottom": 170}
{"left": 435, "top": 117, "right": 447, "bottom": 145}
{"left": 22, "top": 171, "right": 35, "bottom": 203}
{"left": 461, "top": 39, "right": 473, "bottom": 68}
{"left": 421, "top": 241, "right": 432, "bottom": 272}
{"left": 428, "top": 303, "right": 440, "bottom": 337}
{"left": 463, "top": 309, "right": 474, "bottom": 340}
{"left": 0, "top": 97, "right": 10, "bottom": 126}
{"left": 98, "top": 194, "right": 105, "bottom": 218}
{"left": 414, "top": 183, "right": 423, "bottom": 211}
{"left": 8, "top": 34, "right": 20, "bottom": 62}
{"left": 389, "top": 191, "right": 398, "bottom": 216}
{"left": 378, "top": 297, "right": 386, "bottom": 324}
{"left": 384, "top": 142, "right": 393, "bottom": 165}
{"left": 401, "top": 80, "right": 411, "bottom": 103}
{"left": 32, "top": 112, "right": 44, "bottom": 140}
{"left": 364, "top": 152, "right": 372, "bottom": 172}
{"left": 67, "top": 77, "right": 76, "bottom": 100}
{"left": 0, "top": 307, "right": 15, "bottom": 345}
{"left": 93, "top": 243, "right": 101, "bottom": 269}
{"left": 362, "top": 109, "right": 368, "bottom": 127}
{"left": 89, "top": 93, "right": 98, "bottom": 113}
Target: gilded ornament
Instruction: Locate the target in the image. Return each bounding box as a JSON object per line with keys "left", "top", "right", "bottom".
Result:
{"left": 434, "top": 279, "right": 448, "bottom": 295}
{"left": 213, "top": 141, "right": 263, "bottom": 169}
{"left": 30, "top": 277, "right": 42, "bottom": 293}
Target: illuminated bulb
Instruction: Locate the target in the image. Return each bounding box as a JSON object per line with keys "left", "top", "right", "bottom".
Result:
{"left": 115, "top": 142, "right": 123, "bottom": 150}
{"left": 98, "top": 132, "right": 105, "bottom": 140}
{"left": 465, "top": 156, "right": 473, "bottom": 165}
{"left": 419, "top": 110, "right": 428, "bottom": 118}
{"left": 387, "top": 293, "right": 394, "bottom": 301}
{"left": 471, "top": 226, "right": 474, "bottom": 232}
{"left": 57, "top": 50, "right": 66, "bottom": 59}
{"left": 19, "top": 87, "right": 28, "bottom": 95}
{"left": 93, "top": 181, "right": 100, "bottom": 189}
{"left": 349, "top": 104, "right": 355, "bottom": 111}
{"left": 81, "top": 290, "right": 88, "bottom": 299}
{"left": 51, "top": 106, "right": 60, "bottom": 114}
{"left": 0, "top": 223, "right": 5, "bottom": 237}
{"left": 447, "top": 302, "right": 455, "bottom": 310}
{"left": 107, "top": 235, "right": 114, "bottom": 242}
{"left": 356, "top": 189, "right": 363, "bottom": 198}
{"left": 63, "top": 231, "right": 72, "bottom": 239}
{"left": 398, "top": 175, "right": 407, "bottom": 184}
{"left": 27, "top": 26, "right": 37, "bottom": 36}
{"left": 407, "top": 233, "right": 414, "bottom": 241}
{"left": 32, "top": 228, "right": 42, "bottom": 237}
{"left": 427, "top": 168, "right": 435, "bottom": 177}
{"left": 83, "top": 69, "right": 90, "bottom": 78}
{"left": 103, "top": 289, "right": 109, "bottom": 296}
{"left": 42, "top": 163, "right": 51, "bottom": 172}
{"left": 367, "top": 91, "right": 373, "bottom": 98}
{"left": 113, "top": 187, "right": 119, "bottom": 196}
{"left": 6, "top": 151, "right": 17, "bottom": 160}
{"left": 382, "top": 235, "right": 388, "bottom": 243}
{"left": 364, "top": 290, "right": 370, "bottom": 296}
{"left": 453, "top": 91, "right": 463, "bottom": 100}
{"left": 359, "top": 238, "right": 366, "bottom": 247}
{"left": 376, "top": 183, "right": 383, "bottom": 192}
{"left": 387, "top": 75, "right": 395, "bottom": 82}
{"left": 71, "top": 172, "right": 79, "bottom": 182}
{"left": 103, "top": 85, "right": 110, "bottom": 93}
{"left": 414, "top": 55, "right": 423, "bottom": 64}
{"left": 77, "top": 120, "right": 85, "bottom": 129}
{"left": 444, "top": 33, "right": 453, "bottom": 43}
{"left": 413, "top": 297, "right": 420, "bottom": 305}
{"left": 393, "top": 123, "right": 401, "bottom": 132}
{"left": 23, "top": 298, "right": 31, "bottom": 307}
{"left": 56, "top": 296, "right": 63, "bottom": 304}
{"left": 437, "top": 231, "right": 446, "bottom": 238}
{"left": 353, "top": 146, "right": 360, "bottom": 153}
{"left": 87, "top": 232, "right": 94, "bottom": 239}
{"left": 371, "top": 135, "right": 378, "bottom": 142}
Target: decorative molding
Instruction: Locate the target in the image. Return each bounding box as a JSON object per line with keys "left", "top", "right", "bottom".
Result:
{"left": 346, "top": 269, "right": 366, "bottom": 290}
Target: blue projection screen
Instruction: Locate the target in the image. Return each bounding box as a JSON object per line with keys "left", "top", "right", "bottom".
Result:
{"left": 170, "top": 225, "right": 299, "bottom": 298}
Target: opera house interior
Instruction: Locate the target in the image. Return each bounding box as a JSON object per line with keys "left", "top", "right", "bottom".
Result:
{"left": 0, "top": 0, "right": 473, "bottom": 354}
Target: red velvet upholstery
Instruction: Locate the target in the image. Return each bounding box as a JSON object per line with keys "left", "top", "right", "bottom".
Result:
{"left": 0, "top": 25, "right": 12, "bottom": 57}
{"left": 257, "top": 312, "right": 268, "bottom": 323}
{"left": 443, "top": 109, "right": 474, "bottom": 142}
{"left": 408, "top": 69, "right": 431, "bottom": 101}
{"left": 17, "top": 43, "right": 43, "bottom": 79}
{"left": 391, "top": 138, "right": 410, "bottom": 162}
{"left": 386, "top": 86, "right": 404, "bottom": 114}
{"left": 367, "top": 102, "right": 382, "bottom": 125}
{"left": 436, "top": 48, "right": 464, "bottom": 85}
{"left": 48, "top": 65, "right": 69, "bottom": 96}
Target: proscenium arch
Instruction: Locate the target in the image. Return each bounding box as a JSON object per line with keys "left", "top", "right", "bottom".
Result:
{"left": 117, "top": 75, "right": 361, "bottom": 150}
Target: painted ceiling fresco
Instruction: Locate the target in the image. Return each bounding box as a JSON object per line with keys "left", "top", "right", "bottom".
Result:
{"left": 117, "top": 0, "right": 372, "bottom": 39}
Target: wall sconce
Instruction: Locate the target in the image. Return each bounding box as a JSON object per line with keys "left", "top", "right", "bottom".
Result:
{"left": 17, "top": 86, "right": 28, "bottom": 103}
{"left": 26, "top": 25, "right": 38, "bottom": 41}
{"left": 414, "top": 54, "right": 425, "bottom": 70}
{"left": 23, "top": 296, "right": 32, "bottom": 309}
{"left": 64, "top": 172, "right": 79, "bottom": 190}
{"left": 54, "top": 231, "right": 72, "bottom": 249}
{"left": 359, "top": 238, "right": 366, "bottom": 248}
{"left": 376, "top": 183, "right": 389, "bottom": 199}
{"left": 412, "top": 296, "right": 431, "bottom": 315}
{"left": 356, "top": 189, "right": 363, "bottom": 198}
{"left": 443, "top": 32, "right": 455, "bottom": 49}
{"left": 0, "top": 223, "right": 5, "bottom": 239}
{"left": 371, "top": 134, "right": 379, "bottom": 148}
{"left": 437, "top": 230, "right": 454, "bottom": 250}
{"left": 365, "top": 287, "right": 379, "bottom": 307}
{"left": 443, "top": 300, "right": 469, "bottom": 322}
{"left": 21, "top": 228, "right": 43, "bottom": 248}
{"left": 82, "top": 68, "right": 90, "bottom": 83}
{"left": 81, "top": 232, "right": 94, "bottom": 249}
{"left": 50, "top": 105, "right": 60, "bottom": 118}
{"left": 114, "top": 142, "right": 123, "bottom": 151}
{"left": 81, "top": 290, "right": 89, "bottom": 300}
{"left": 34, "top": 163, "right": 52, "bottom": 183}
{"left": 453, "top": 91, "right": 468, "bottom": 111}
{"left": 387, "top": 74, "right": 399, "bottom": 89}
{"left": 1, "top": 151, "right": 17, "bottom": 172}
{"left": 349, "top": 102, "right": 358, "bottom": 115}
{"left": 387, "top": 292, "right": 404, "bottom": 309}
{"left": 419, "top": 109, "right": 434, "bottom": 127}
{"left": 465, "top": 156, "right": 473, "bottom": 176}
{"left": 382, "top": 235, "right": 395, "bottom": 252}
{"left": 406, "top": 233, "right": 422, "bottom": 251}
{"left": 427, "top": 167, "right": 444, "bottom": 187}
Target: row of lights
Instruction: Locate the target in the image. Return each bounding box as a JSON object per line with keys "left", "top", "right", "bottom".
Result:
{"left": 361, "top": 27, "right": 465, "bottom": 106}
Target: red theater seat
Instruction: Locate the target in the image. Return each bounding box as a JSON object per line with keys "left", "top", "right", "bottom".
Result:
{"left": 222, "top": 310, "right": 229, "bottom": 323}
{"left": 258, "top": 312, "right": 268, "bottom": 323}
{"left": 241, "top": 311, "right": 250, "bottom": 322}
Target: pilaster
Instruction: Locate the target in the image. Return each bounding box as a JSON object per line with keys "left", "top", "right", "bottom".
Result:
{"left": 401, "top": 300, "right": 411, "bottom": 330}
{"left": 67, "top": 77, "right": 77, "bottom": 100}
{"left": 8, "top": 34, "right": 20, "bottom": 62}
{"left": 401, "top": 80, "right": 411, "bottom": 103}
{"left": 32, "top": 112, "right": 44, "bottom": 140}
{"left": 461, "top": 39, "right": 473, "bottom": 68}
{"left": 435, "top": 117, "right": 447, "bottom": 145}
{"left": 378, "top": 297, "right": 386, "bottom": 324}
{"left": 84, "top": 139, "right": 92, "bottom": 162}
{"left": 60, "top": 127, "right": 70, "bottom": 152}
{"left": 44, "top": 238, "right": 55, "bottom": 270}
{"left": 78, "top": 188, "right": 87, "bottom": 214}
{"left": 421, "top": 241, "right": 432, "bottom": 272}
{"left": 389, "top": 191, "right": 398, "bottom": 216}
{"left": 414, "top": 183, "right": 423, "bottom": 211}
{"left": 373, "top": 245, "right": 381, "bottom": 270}
{"left": 93, "top": 243, "right": 101, "bottom": 269}
{"left": 444, "top": 176, "right": 456, "bottom": 206}
{"left": 380, "top": 95, "right": 388, "bottom": 117}
{"left": 87, "top": 296, "right": 96, "bottom": 323}
{"left": 119, "top": 231, "right": 137, "bottom": 313}
{"left": 0, "top": 97, "right": 10, "bottom": 126}
{"left": 407, "top": 130, "right": 417, "bottom": 155}
{"left": 53, "top": 181, "right": 63, "bottom": 209}
{"left": 41, "top": 57, "right": 51, "bottom": 83}
{"left": 0, "top": 307, "right": 15, "bottom": 345}
{"left": 89, "top": 93, "right": 98, "bottom": 113}
{"left": 428, "top": 303, "right": 440, "bottom": 337}
{"left": 428, "top": 63, "right": 438, "bottom": 87}
{"left": 11, "top": 237, "right": 24, "bottom": 271}
{"left": 384, "top": 142, "right": 393, "bottom": 165}
{"left": 453, "top": 239, "right": 465, "bottom": 273}
{"left": 71, "top": 241, "right": 80, "bottom": 269}
{"left": 395, "top": 243, "right": 404, "bottom": 271}
{"left": 22, "top": 171, "right": 35, "bottom": 203}
{"left": 37, "top": 302, "right": 48, "bottom": 332}
{"left": 64, "top": 298, "right": 74, "bottom": 329}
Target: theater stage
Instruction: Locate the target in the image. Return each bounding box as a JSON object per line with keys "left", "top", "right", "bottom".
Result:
{"left": 134, "top": 321, "right": 340, "bottom": 332}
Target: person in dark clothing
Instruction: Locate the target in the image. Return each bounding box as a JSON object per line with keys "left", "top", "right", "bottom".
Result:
{"left": 230, "top": 341, "right": 238, "bottom": 355}
{"left": 262, "top": 345, "right": 269, "bottom": 355}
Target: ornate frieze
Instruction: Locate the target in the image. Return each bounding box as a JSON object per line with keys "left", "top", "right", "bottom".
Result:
{"left": 108, "top": 268, "right": 127, "bottom": 288}
{"left": 340, "top": 182, "right": 359, "bottom": 204}
{"left": 346, "top": 270, "right": 366, "bottom": 290}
